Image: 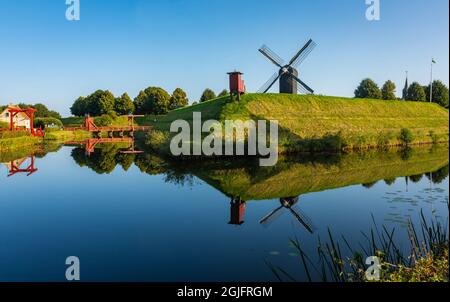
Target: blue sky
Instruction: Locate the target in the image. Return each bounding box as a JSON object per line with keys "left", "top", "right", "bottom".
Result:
{"left": 0, "top": 0, "right": 448, "bottom": 116}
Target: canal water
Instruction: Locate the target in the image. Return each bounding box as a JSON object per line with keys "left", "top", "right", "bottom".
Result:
{"left": 0, "top": 142, "right": 448, "bottom": 281}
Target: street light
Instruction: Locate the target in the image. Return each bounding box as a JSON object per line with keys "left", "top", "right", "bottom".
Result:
{"left": 430, "top": 58, "right": 436, "bottom": 102}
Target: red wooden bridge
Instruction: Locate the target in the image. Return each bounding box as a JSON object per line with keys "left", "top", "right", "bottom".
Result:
{"left": 64, "top": 115, "right": 151, "bottom": 137}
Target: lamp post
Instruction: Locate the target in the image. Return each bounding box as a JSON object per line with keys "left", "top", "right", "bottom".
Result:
{"left": 430, "top": 58, "right": 436, "bottom": 103}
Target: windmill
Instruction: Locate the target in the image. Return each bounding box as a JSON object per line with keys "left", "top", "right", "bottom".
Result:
{"left": 259, "top": 197, "right": 316, "bottom": 234}
{"left": 258, "top": 39, "right": 316, "bottom": 94}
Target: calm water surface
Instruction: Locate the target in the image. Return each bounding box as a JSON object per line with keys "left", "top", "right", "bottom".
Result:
{"left": 0, "top": 142, "right": 448, "bottom": 281}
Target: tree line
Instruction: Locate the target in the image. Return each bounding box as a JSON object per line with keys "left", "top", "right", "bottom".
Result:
{"left": 70, "top": 87, "right": 229, "bottom": 117}
{"left": 0, "top": 103, "right": 61, "bottom": 119}
{"left": 354, "top": 78, "right": 449, "bottom": 108}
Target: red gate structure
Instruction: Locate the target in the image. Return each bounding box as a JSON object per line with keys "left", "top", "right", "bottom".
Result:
{"left": 7, "top": 107, "right": 44, "bottom": 137}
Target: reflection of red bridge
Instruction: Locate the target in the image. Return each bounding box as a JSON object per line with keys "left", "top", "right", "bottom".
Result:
{"left": 65, "top": 138, "right": 143, "bottom": 156}
{"left": 5, "top": 156, "right": 38, "bottom": 177}
{"left": 64, "top": 115, "right": 151, "bottom": 137}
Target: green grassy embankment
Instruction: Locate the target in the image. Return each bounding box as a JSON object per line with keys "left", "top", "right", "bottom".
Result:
{"left": 146, "top": 94, "right": 449, "bottom": 154}
{"left": 44, "top": 130, "right": 91, "bottom": 141}
{"left": 0, "top": 131, "right": 41, "bottom": 152}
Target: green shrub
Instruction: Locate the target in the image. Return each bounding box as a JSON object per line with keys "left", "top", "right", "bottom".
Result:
{"left": 107, "top": 110, "right": 118, "bottom": 120}
{"left": 429, "top": 130, "right": 439, "bottom": 144}
{"left": 145, "top": 130, "right": 170, "bottom": 151}
{"left": 323, "top": 132, "right": 344, "bottom": 151}
{"left": 399, "top": 128, "right": 414, "bottom": 146}
{"left": 34, "top": 117, "right": 63, "bottom": 129}
{"left": 377, "top": 131, "right": 394, "bottom": 148}
{"left": 94, "top": 115, "right": 113, "bottom": 127}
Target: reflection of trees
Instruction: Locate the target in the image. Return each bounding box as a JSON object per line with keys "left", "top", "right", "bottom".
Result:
{"left": 384, "top": 178, "right": 396, "bottom": 186}
{"left": 134, "top": 153, "right": 167, "bottom": 175}
{"left": 71, "top": 144, "right": 136, "bottom": 174}
{"left": 362, "top": 181, "right": 377, "bottom": 188}
{"left": 164, "top": 170, "right": 195, "bottom": 187}
{"left": 426, "top": 165, "right": 449, "bottom": 184}
{"left": 116, "top": 153, "right": 135, "bottom": 171}
{"left": 399, "top": 147, "right": 413, "bottom": 161}
{"left": 409, "top": 174, "right": 424, "bottom": 183}
{"left": 71, "top": 144, "right": 117, "bottom": 174}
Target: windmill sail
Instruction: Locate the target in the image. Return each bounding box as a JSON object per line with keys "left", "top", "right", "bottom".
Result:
{"left": 258, "top": 39, "right": 316, "bottom": 95}
{"left": 259, "top": 45, "right": 285, "bottom": 68}
{"left": 258, "top": 72, "right": 282, "bottom": 93}
{"left": 289, "top": 39, "right": 317, "bottom": 68}
{"left": 290, "top": 73, "right": 314, "bottom": 94}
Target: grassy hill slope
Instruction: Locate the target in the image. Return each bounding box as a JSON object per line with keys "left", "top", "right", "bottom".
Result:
{"left": 149, "top": 94, "right": 449, "bottom": 153}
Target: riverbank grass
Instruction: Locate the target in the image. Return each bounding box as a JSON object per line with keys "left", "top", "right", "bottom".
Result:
{"left": 0, "top": 130, "right": 42, "bottom": 152}
{"left": 44, "top": 130, "right": 91, "bottom": 141}
{"left": 269, "top": 211, "right": 449, "bottom": 282}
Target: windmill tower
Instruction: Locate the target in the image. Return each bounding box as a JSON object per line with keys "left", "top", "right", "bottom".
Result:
{"left": 258, "top": 39, "right": 316, "bottom": 94}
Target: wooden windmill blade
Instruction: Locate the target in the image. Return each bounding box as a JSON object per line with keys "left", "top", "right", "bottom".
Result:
{"left": 259, "top": 205, "right": 286, "bottom": 227}
{"left": 258, "top": 72, "right": 282, "bottom": 93}
{"left": 258, "top": 45, "right": 285, "bottom": 68}
{"left": 289, "top": 73, "right": 315, "bottom": 94}
{"left": 288, "top": 39, "right": 317, "bottom": 68}
{"left": 288, "top": 207, "right": 316, "bottom": 234}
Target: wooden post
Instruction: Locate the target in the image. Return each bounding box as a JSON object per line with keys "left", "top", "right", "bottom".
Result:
{"left": 9, "top": 111, "right": 13, "bottom": 131}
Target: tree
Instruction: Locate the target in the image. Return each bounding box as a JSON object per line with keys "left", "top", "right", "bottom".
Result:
{"left": 33, "top": 103, "right": 50, "bottom": 117}
{"left": 70, "top": 96, "right": 89, "bottom": 117}
{"left": 114, "top": 93, "right": 135, "bottom": 115}
{"left": 200, "top": 89, "right": 216, "bottom": 103}
{"left": 399, "top": 128, "right": 414, "bottom": 145}
{"left": 15, "top": 103, "right": 61, "bottom": 119}
{"left": 381, "top": 80, "right": 397, "bottom": 100}
{"left": 407, "top": 82, "right": 426, "bottom": 102}
{"left": 425, "top": 80, "right": 449, "bottom": 108}
{"left": 354, "top": 79, "right": 382, "bottom": 99}
{"left": 133, "top": 87, "right": 171, "bottom": 115}
{"left": 218, "top": 89, "right": 229, "bottom": 97}
{"left": 87, "top": 90, "right": 115, "bottom": 116}
{"left": 30, "top": 103, "right": 62, "bottom": 119}
{"left": 48, "top": 110, "right": 62, "bottom": 120}
{"left": 169, "top": 88, "right": 189, "bottom": 110}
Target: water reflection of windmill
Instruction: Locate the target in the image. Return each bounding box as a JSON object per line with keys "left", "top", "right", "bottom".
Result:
{"left": 259, "top": 197, "right": 316, "bottom": 234}
{"left": 258, "top": 39, "right": 316, "bottom": 94}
